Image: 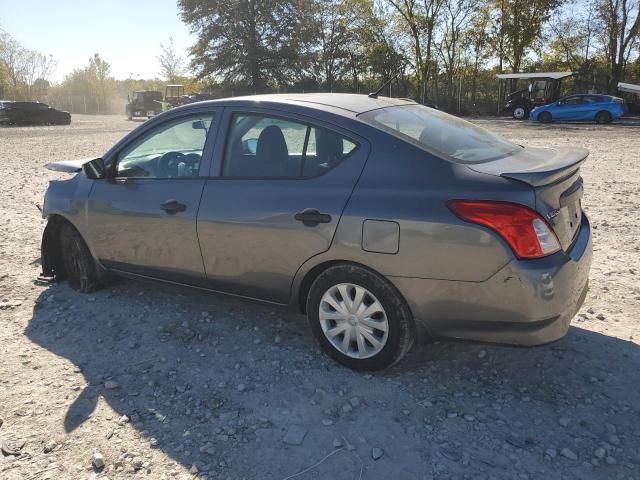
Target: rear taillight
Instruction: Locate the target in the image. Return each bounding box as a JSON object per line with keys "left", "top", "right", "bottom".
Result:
{"left": 447, "top": 200, "right": 561, "bottom": 259}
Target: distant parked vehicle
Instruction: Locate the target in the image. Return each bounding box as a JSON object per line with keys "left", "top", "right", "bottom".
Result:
{"left": 530, "top": 94, "right": 625, "bottom": 124}
{"left": 498, "top": 72, "right": 574, "bottom": 119}
{"left": 618, "top": 82, "right": 640, "bottom": 114}
{"left": 0, "top": 101, "right": 71, "bottom": 126}
{"left": 126, "top": 91, "right": 163, "bottom": 120}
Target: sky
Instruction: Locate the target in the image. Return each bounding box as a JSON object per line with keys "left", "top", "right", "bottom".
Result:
{"left": 0, "top": 0, "right": 196, "bottom": 82}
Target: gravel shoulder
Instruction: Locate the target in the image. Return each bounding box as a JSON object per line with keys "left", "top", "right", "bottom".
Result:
{"left": 1, "top": 115, "right": 639, "bottom": 480}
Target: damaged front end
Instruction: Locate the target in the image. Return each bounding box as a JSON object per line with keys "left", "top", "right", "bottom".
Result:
{"left": 38, "top": 215, "right": 66, "bottom": 284}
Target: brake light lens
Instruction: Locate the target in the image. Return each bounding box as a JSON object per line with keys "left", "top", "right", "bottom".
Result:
{"left": 447, "top": 200, "right": 561, "bottom": 259}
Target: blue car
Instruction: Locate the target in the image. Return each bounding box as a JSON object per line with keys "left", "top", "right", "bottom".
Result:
{"left": 530, "top": 94, "right": 625, "bottom": 124}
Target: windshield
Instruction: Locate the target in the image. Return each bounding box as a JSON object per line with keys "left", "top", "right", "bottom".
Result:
{"left": 360, "top": 105, "right": 519, "bottom": 163}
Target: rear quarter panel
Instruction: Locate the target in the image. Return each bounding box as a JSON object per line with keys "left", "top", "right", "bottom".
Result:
{"left": 312, "top": 131, "right": 536, "bottom": 282}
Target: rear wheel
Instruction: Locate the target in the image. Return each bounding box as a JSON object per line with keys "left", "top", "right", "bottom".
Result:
{"left": 307, "top": 264, "right": 414, "bottom": 370}
{"left": 538, "top": 112, "right": 552, "bottom": 123}
{"left": 58, "top": 224, "right": 101, "bottom": 292}
{"left": 595, "top": 111, "right": 612, "bottom": 124}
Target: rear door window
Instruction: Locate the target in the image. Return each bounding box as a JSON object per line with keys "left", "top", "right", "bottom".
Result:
{"left": 583, "top": 95, "right": 606, "bottom": 104}
{"left": 563, "top": 96, "right": 583, "bottom": 105}
{"left": 222, "top": 113, "right": 357, "bottom": 178}
{"left": 360, "top": 105, "right": 518, "bottom": 164}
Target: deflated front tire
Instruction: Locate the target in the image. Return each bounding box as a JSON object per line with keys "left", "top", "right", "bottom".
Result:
{"left": 58, "top": 223, "right": 102, "bottom": 293}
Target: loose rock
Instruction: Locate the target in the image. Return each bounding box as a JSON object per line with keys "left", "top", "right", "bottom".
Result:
{"left": 104, "top": 380, "right": 119, "bottom": 389}
{"left": 43, "top": 440, "right": 57, "bottom": 453}
{"left": 372, "top": 447, "right": 384, "bottom": 460}
{"left": 92, "top": 452, "right": 105, "bottom": 469}
{"left": 560, "top": 448, "right": 577, "bottom": 460}
{"left": 594, "top": 447, "right": 606, "bottom": 459}
{"left": 283, "top": 425, "right": 308, "bottom": 446}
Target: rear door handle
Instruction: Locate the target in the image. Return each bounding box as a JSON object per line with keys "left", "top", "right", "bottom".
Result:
{"left": 294, "top": 208, "right": 332, "bottom": 226}
{"left": 160, "top": 199, "right": 187, "bottom": 214}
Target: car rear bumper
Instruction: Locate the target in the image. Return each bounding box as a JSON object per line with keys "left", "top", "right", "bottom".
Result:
{"left": 390, "top": 214, "right": 592, "bottom": 346}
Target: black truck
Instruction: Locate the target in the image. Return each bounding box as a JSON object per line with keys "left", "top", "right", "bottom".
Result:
{"left": 126, "top": 91, "right": 163, "bottom": 120}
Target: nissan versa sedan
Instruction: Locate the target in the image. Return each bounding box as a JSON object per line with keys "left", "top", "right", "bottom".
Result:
{"left": 530, "top": 94, "right": 625, "bottom": 124}
{"left": 39, "top": 94, "right": 592, "bottom": 370}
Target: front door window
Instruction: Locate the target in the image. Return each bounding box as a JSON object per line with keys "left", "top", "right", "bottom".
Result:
{"left": 116, "top": 114, "right": 214, "bottom": 178}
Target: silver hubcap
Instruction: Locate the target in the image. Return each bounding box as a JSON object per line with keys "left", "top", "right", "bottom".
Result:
{"left": 319, "top": 283, "right": 389, "bottom": 359}
{"left": 513, "top": 107, "right": 525, "bottom": 119}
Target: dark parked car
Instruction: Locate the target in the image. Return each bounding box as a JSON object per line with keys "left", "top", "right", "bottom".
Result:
{"left": 39, "top": 94, "right": 592, "bottom": 370}
{"left": 0, "top": 101, "right": 71, "bottom": 126}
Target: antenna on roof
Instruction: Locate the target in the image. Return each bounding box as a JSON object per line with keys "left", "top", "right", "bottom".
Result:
{"left": 368, "top": 67, "right": 405, "bottom": 99}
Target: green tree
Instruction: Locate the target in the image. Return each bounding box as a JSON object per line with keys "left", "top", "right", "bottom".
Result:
{"left": 157, "top": 37, "right": 185, "bottom": 82}
{"left": 489, "top": 0, "right": 563, "bottom": 73}
{"left": 179, "top": 0, "right": 316, "bottom": 91}
{"left": 89, "top": 53, "right": 111, "bottom": 110}
{"left": 594, "top": 0, "right": 640, "bottom": 91}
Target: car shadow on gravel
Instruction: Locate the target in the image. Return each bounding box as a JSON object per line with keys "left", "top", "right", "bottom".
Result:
{"left": 24, "top": 279, "right": 640, "bottom": 479}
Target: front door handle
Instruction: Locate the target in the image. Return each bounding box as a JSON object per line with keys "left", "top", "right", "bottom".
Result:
{"left": 294, "top": 208, "right": 332, "bottom": 226}
{"left": 160, "top": 199, "right": 187, "bottom": 214}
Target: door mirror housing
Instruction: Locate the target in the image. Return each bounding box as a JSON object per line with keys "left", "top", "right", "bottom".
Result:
{"left": 83, "top": 157, "right": 107, "bottom": 180}
{"left": 242, "top": 138, "right": 258, "bottom": 155}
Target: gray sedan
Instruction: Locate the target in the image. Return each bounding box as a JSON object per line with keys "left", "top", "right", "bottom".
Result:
{"left": 40, "top": 94, "right": 592, "bottom": 370}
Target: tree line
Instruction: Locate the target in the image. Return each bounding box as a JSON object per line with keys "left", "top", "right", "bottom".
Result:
{"left": 2, "top": 0, "right": 639, "bottom": 115}
{"left": 177, "top": 0, "right": 640, "bottom": 110}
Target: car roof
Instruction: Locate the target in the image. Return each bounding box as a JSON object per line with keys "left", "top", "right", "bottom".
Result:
{"left": 497, "top": 71, "right": 574, "bottom": 80}
{"left": 12, "top": 101, "right": 47, "bottom": 107}
{"left": 186, "top": 93, "right": 418, "bottom": 116}
{"left": 565, "top": 93, "right": 609, "bottom": 98}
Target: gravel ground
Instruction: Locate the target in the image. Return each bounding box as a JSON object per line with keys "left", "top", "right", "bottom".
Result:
{"left": 1, "top": 114, "right": 639, "bottom": 480}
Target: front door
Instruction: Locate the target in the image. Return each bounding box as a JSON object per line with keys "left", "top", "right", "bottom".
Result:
{"left": 556, "top": 95, "right": 584, "bottom": 120}
{"left": 87, "top": 112, "right": 217, "bottom": 283}
{"left": 196, "top": 110, "right": 369, "bottom": 303}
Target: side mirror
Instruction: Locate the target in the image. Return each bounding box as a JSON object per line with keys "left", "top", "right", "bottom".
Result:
{"left": 83, "top": 157, "right": 106, "bottom": 180}
{"left": 243, "top": 138, "right": 258, "bottom": 155}
{"left": 192, "top": 120, "right": 207, "bottom": 130}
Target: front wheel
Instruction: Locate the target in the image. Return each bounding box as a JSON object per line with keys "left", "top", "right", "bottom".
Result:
{"left": 307, "top": 264, "right": 414, "bottom": 370}
{"left": 595, "top": 111, "right": 612, "bottom": 124}
{"left": 538, "top": 112, "right": 552, "bottom": 123}
{"left": 58, "top": 223, "right": 101, "bottom": 292}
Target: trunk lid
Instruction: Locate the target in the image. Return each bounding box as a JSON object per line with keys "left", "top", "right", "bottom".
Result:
{"left": 469, "top": 146, "right": 588, "bottom": 251}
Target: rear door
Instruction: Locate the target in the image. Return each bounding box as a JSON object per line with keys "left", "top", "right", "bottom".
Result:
{"left": 196, "top": 109, "right": 369, "bottom": 303}
{"left": 87, "top": 110, "right": 219, "bottom": 283}
{"left": 582, "top": 95, "right": 606, "bottom": 120}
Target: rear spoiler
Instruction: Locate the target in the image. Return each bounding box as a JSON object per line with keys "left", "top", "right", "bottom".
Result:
{"left": 469, "top": 147, "right": 589, "bottom": 187}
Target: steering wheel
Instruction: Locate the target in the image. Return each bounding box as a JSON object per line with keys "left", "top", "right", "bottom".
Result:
{"left": 156, "top": 151, "right": 185, "bottom": 178}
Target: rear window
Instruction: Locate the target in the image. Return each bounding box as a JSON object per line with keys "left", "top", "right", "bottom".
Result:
{"left": 360, "top": 105, "right": 519, "bottom": 164}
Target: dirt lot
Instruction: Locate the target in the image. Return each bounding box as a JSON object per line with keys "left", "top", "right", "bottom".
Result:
{"left": 1, "top": 114, "right": 639, "bottom": 480}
